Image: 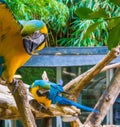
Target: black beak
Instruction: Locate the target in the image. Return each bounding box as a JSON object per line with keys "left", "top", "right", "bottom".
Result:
{"left": 37, "top": 89, "right": 49, "bottom": 97}
{"left": 23, "top": 33, "right": 48, "bottom": 55}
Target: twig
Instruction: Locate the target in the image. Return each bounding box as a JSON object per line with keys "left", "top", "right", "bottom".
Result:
{"left": 101, "top": 62, "right": 120, "bottom": 72}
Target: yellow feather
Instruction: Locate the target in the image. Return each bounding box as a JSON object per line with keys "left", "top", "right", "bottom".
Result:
{"left": 30, "top": 86, "right": 51, "bottom": 108}
{"left": 40, "top": 25, "right": 48, "bottom": 34}
{"left": 0, "top": 2, "right": 48, "bottom": 83}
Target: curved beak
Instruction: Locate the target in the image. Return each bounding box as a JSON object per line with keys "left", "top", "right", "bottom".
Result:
{"left": 23, "top": 32, "right": 48, "bottom": 55}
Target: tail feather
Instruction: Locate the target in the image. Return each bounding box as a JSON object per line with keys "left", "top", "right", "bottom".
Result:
{"left": 56, "top": 96, "right": 98, "bottom": 113}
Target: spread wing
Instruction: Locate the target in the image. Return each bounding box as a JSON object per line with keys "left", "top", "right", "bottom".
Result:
{"left": 0, "top": 0, "right": 21, "bottom": 42}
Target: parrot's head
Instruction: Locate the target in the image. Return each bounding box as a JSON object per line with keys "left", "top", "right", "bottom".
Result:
{"left": 29, "top": 80, "right": 50, "bottom": 97}
{"left": 20, "top": 20, "right": 48, "bottom": 55}
{"left": 29, "top": 80, "right": 50, "bottom": 90}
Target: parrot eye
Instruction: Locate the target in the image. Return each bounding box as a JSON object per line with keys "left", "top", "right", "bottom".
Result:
{"left": 37, "top": 89, "right": 49, "bottom": 97}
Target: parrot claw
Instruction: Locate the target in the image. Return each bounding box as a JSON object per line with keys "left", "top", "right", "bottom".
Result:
{"left": 13, "top": 80, "right": 19, "bottom": 93}
{"left": 9, "top": 79, "right": 19, "bottom": 94}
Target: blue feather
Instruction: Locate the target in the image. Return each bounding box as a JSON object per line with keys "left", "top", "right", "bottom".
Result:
{"left": 30, "top": 80, "right": 50, "bottom": 89}
{"left": 48, "top": 81, "right": 98, "bottom": 113}
{"left": 0, "top": 57, "right": 4, "bottom": 76}
{"left": 20, "top": 20, "right": 45, "bottom": 36}
{"left": 0, "top": 0, "right": 6, "bottom": 4}
{"left": 30, "top": 80, "right": 99, "bottom": 113}
{"left": 56, "top": 96, "right": 98, "bottom": 113}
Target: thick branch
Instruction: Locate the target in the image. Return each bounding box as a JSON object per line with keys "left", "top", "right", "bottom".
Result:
{"left": 7, "top": 80, "right": 37, "bottom": 127}
{"left": 64, "top": 46, "right": 120, "bottom": 97}
{"left": 84, "top": 68, "right": 120, "bottom": 127}
{"left": 0, "top": 84, "right": 80, "bottom": 120}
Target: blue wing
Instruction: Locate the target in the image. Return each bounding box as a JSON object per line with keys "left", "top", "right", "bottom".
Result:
{"left": 56, "top": 95, "right": 98, "bottom": 113}
{"left": 48, "top": 82, "right": 64, "bottom": 104}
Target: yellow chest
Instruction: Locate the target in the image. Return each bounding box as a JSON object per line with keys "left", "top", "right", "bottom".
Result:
{"left": 30, "top": 86, "right": 51, "bottom": 108}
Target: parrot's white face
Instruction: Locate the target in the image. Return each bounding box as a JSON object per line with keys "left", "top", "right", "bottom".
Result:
{"left": 23, "top": 30, "right": 48, "bottom": 55}
{"left": 30, "top": 31, "right": 46, "bottom": 45}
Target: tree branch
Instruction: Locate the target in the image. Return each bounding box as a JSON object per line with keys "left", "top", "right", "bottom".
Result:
{"left": 84, "top": 68, "right": 120, "bottom": 127}
{"left": 101, "top": 62, "right": 120, "bottom": 72}
{"left": 0, "top": 84, "right": 80, "bottom": 120}
{"left": 64, "top": 46, "right": 120, "bottom": 98}
{"left": 7, "top": 80, "right": 37, "bottom": 127}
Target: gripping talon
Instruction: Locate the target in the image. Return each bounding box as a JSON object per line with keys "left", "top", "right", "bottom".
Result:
{"left": 12, "top": 79, "right": 19, "bottom": 94}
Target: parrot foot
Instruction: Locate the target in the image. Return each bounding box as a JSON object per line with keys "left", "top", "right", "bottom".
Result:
{"left": 9, "top": 79, "right": 19, "bottom": 94}
{"left": 13, "top": 79, "right": 19, "bottom": 93}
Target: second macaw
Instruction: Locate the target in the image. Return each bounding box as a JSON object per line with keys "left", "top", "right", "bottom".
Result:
{"left": 0, "top": 0, "right": 48, "bottom": 84}
{"left": 29, "top": 80, "right": 98, "bottom": 113}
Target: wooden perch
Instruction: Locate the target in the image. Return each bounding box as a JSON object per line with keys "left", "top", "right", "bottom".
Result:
{"left": 0, "top": 84, "right": 120, "bottom": 127}
{"left": 0, "top": 84, "right": 80, "bottom": 120}
{"left": 64, "top": 46, "right": 120, "bottom": 98}
{"left": 0, "top": 47, "right": 120, "bottom": 127}
{"left": 7, "top": 80, "right": 37, "bottom": 127}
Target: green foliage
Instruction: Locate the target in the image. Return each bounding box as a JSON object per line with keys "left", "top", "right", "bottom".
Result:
{"left": 5, "top": 0, "right": 69, "bottom": 46}
{"left": 57, "top": 0, "right": 120, "bottom": 48}
{"left": 17, "top": 67, "right": 56, "bottom": 84}
{"left": 75, "top": 7, "right": 93, "bottom": 19}
{"left": 5, "top": 0, "right": 120, "bottom": 48}
{"left": 83, "top": 21, "right": 102, "bottom": 39}
{"left": 75, "top": 8, "right": 109, "bottom": 19}
{"left": 73, "top": 0, "right": 120, "bottom": 49}
{"left": 109, "top": 0, "right": 120, "bottom": 6}
{"left": 107, "top": 21, "right": 120, "bottom": 50}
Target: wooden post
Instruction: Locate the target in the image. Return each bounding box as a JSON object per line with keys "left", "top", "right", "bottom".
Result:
{"left": 56, "top": 67, "right": 62, "bottom": 127}
{"left": 106, "top": 69, "right": 114, "bottom": 125}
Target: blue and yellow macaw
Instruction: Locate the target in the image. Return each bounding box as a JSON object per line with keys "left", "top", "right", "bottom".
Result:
{"left": 29, "top": 80, "right": 98, "bottom": 112}
{"left": 0, "top": 0, "right": 48, "bottom": 84}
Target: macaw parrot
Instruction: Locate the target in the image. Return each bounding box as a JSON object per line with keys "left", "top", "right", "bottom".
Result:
{"left": 0, "top": 0, "right": 48, "bottom": 84}
{"left": 29, "top": 80, "right": 98, "bottom": 113}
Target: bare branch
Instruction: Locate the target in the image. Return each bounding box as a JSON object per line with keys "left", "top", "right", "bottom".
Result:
{"left": 64, "top": 46, "right": 120, "bottom": 97}
{"left": 101, "top": 62, "right": 120, "bottom": 72}
{"left": 7, "top": 80, "right": 37, "bottom": 127}
{"left": 84, "top": 69, "right": 120, "bottom": 127}
{"left": 0, "top": 84, "right": 80, "bottom": 120}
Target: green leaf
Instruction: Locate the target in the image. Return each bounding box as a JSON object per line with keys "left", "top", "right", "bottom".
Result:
{"left": 107, "top": 24, "right": 120, "bottom": 50}
{"left": 109, "top": 0, "right": 120, "bottom": 6}
{"left": 108, "top": 18, "right": 120, "bottom": 30}
{"left": 75, "top": 7, "right": 93, "bottom": 19}
{"left": 89, "top": 9, "right": 109, "bottom": 19}
{"left": 75, "top": 8, "right": 108, "bottom": 19}
{"left": 83, "top": 22, "right": 102, "bottom": 39}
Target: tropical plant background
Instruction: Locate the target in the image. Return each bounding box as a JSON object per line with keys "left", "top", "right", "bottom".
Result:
{"left": 5, "top": 0, "right": 120, "bottom": 47}
{"left": 4, "top": 0, "right": 120, "bottom": 83}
